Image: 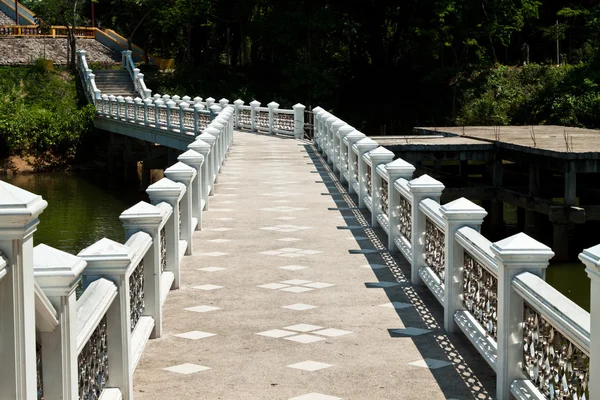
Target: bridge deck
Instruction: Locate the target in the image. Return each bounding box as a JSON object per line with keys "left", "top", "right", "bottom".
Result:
{"left": 133, "top": 131, "right": 495, "bottom": 399}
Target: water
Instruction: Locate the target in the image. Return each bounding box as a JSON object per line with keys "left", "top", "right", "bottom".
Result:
{"left": 3, "top": 172, "right": 146, "bottom": 255}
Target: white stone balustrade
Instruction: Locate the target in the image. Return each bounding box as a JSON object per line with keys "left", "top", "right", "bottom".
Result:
{"left": 189, "top": 139, "right": 212, "bottom": 211}
{"left": 178, "top": 150, "right": 205, "bottom": 230}
{"left": 315, "top": 106, "right": 596, "bottom": 399}
{"left": 164, "top": 162, "right": 197, "bottom": 255}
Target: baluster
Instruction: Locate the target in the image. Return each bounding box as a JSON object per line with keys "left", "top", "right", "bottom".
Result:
{"left": 120, "top": 201, "right": 173, "bottom": 339}
{"left": 250, "top": 100, "right": 261, "bottom": 132}
{"left": 367, "top": 147, "right": 394, "bottom": 227}
{"left": 188, "top": 139, "right": 212, "bottom": 212}
{"left": 166, "top": 100, "right": 176, "bottom": 131}
{"left": 125, "top": 97, "right": 133, "bottom": 122}
{"left": 354, "top": 138, "right": 378, "bottom": 208}
{"left": 384, "top": 159, "right": 415, "bottom": 252}
{"left": 407, "top": 175, "right": 444, "bottom": 286}
{"left": 146, "top": 178, "right": 185, "bottom": 289}
{"left": 178, "top": 151, "right": 205, "bottom": 231}
{"left": 267, "top": 101, "right": 279, "bottom": 135}
{"left": 234, "top": 99, "right": 244, "bottom": 129}
{"left": 134, "top": 97, "right": 143, "bottom": 122}
{"left": 205, "top": 126, "right": 221, "bottom": 184}
{"left": 0, "top": 182, "right": 47, "bottom": 399}
{"left": 197, "top": 132, "right": 217, "bottom": 196}
{"left": 579, "top": 245, "right": 600, "bottom": 399}
{"left": 440, "top": 198, "right": 487, "bottom": 332}
{"left": 34, "top": 245, "right": 86, "bottom": 400}
{"left": 143, "top": 98, "right": 152, "bottom": 125}
{"left": 344, "top": 131, "right": 366, "bottom": 193}
{"left": 193, "top": 103, "right": 204, "bottom": 134}
{"left": 491, "top": 234, "right": 553, "bottom": 400}
{"left": 164, "top": 163, "right": 197, "bottom": 255}
{"left": 179, "top": 101, "right": 190, "bottom": 133}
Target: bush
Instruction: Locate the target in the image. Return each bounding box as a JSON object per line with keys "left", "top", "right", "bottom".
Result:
{"left": 456, "top": 62, "right": 600, "bottom": 128}
{"left": 0, "top": 64, "right": 95, "bottom": 163}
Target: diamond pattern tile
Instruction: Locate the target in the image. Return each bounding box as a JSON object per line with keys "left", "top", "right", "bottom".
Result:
{"left": 258, "top": 247, "right": 322, "bottom": 257}
{"left": 192, "top": 284, "right": 224, "bottom": 291}
{"left": 287, "top": 361, "right": 333, "bottom": 372}
{"left": 282, "top": 303, "right": 317, "bottom": 311}
{"left": 312, "top": 328, "right": 352, "bottom": 337}
{"left": 281, "top": 286, "right": 314, "bottom": 293}
{"left": 198, "top": 267, "right": 226, "bottom": 272}
{"left": 174, "top": 331, "right": 216, "bottom": 340}
{"left": 302, "top": 282, "right": 334, "bottom": 289}
{"left": 256, "top": 329, "right": 297, "bottom": 338}
{"left": 281, "top": 279, "right": 312, "bottom": 285}
{"left": 288, "top": 393, "right": 342, "bottom": 400}
{"left": 279, "top": 265, "right": 308, "bottom": 271}
{"left": 163, "top": 363, "right": 210, "bottom": 375}
{"left": 199, "top": 252, "right": 229, "bottom": 257}
{"left": 284, "top": 334, "right": 327, "bottom": 344}
{"left": 184, "top": 305, "right": 220, "bottom": 313}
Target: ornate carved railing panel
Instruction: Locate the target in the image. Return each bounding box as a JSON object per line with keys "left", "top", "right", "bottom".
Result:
{"left": 127, "top": 103, "right": 135, "bottom": 119}
{"left": 352, "top": 160, "right": 358, "bottom": 182}
{"left": 183, "top": 109, "right": 194, "bottom": 130}
{"left": 273, "top": 113, "right": 294, "bottom": 132}
{"left": 463, "top": 253, "right": 498, "bottom": 339}
{"left": 36, "top": 341, "right": 43, "bottom": 400}
{"left": 255, "top": 110, "right": 269, "bottom": 128}
{"left": 424, "top": 218, "right": 445, "bottom": 281}
{"left": 366, "top": 165, "right": 372, "bottom": 197}
{"left": 157, "top": 107, "right": 167, "bottom": 125}
{"left": 398, "top": 195, "right": 412, "bottom": 239}
{"left": 129, "top": 260, "right": 145, "bottom": 332}
{"left": 239, "top": 109, "right": 251, "bottom": 126}
{"left": 160, "top": 226, "right": 167, "bottom": 273}
{"left": 178, "top": 207, "right": 182, "bottom": 238}
{"left": 146, "top": 105, "right": 156, "bottom": 124}
{"left": 198, "top": 114, "right": 210, "bottom": 131}
{"left": 523, "top": 303, "right": 590, "bottom": 399}
{"left": 381, "top": 179, "right": 389, "bottom": 215}
{"left": 78, "top": 316, "right": 109, "bottom": 400}
{"left": 169, "top": 107, "right": 178, "bottom": 126}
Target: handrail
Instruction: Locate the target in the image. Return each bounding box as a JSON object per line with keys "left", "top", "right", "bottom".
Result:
{"left": 76, "top": 278, "right": 118, "bottom": 354}
{"left": 0, "top": 25, "right": 96, "bottom": 38}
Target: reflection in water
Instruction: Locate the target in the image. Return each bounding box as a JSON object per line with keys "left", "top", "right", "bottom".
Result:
{"left": 4, "top": 172, "right": 145, "bottom": 255}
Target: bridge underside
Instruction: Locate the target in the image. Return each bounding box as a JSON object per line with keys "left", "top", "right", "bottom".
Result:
{"left": 133, "top": 130, "right": 495, "bottom": 399}
{"left": 95, "top": 117, "right": 195, "bottom": 151}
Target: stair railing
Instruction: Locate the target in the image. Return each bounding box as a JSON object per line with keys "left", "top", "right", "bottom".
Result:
{"left": 122, "top": 50, "right": 151, "bottom": 99}
{"left": 76, "top": 50, "right": 101, "bottom": 105}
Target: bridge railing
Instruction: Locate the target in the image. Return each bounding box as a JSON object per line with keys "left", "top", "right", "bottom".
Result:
{"left": 0, "top": 106, "right": 234, "bottom": 399}
{"left": 0, "top": 25, "right": 96, "bottom": 38}
{"left": 231, "top": 99, "right": 306, "bottom": 139}
{"left": 312, "top": 107, "right": 599, "bottom": 400}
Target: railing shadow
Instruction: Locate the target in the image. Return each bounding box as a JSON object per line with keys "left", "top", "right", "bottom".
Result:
{"left": 303, "top": 143, "right": 496, "bottom": 400}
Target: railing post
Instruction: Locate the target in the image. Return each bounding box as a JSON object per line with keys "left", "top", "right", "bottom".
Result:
{"left": 213, "top": 117, "right": 227, "bottom": 166}
{"left": 324, "top": 115, "right": 338, "bottom": 162}
{"left": 250, "top": 100, "right": 261, "bottom": 132}
{"left": 336, "top": 125, "right": 353, "bottom": 178}
{"left": 312, "top": 106, "right": 324, "bottom": 147}
{"left": 78, "top": 238, "right": 142, "bottom": 400}
{"left": 491, "top": 233, "right": 554, "bottom": 400}
{"left": 108, "top": 95, "right": 116, "bottom": 117}
{"left": 579, "top": 245, "right": 600, "bottom": 399}
{"left": 120, "top": 201, "right": 172, "bottom": 339}
{"left": 219, "top": 98, "right": 229, "bottom": 110}
{"left": 182, "top": 96, "right": 191, "bottom": 103}
{"left": 154, "top": 100, "right": 163, "bottom": 126}
{"left": 354, "top": 138, "right": 378, "bottom": 208}
{"left": 164, "top": 163, "right": 197, "bottom": 255}
{"left": 133, "top": 68, "right": 140, "bottom": 90}
{"left": 234, "top": 99, "right": 244, "bottom": 129}
{"left": 192, "top": 103, "right": 204, "bottom": 134}
{"left": 171, "top": 95, "right": 181, "bottom": 104}
{"left": 367, "top": 147, "right": 395, "bottom": 227}
{"left": 385, "top": 159, "right": 415, "bottom": 252}
{"left": 179, "top": 101, "right": 189, "bottom": 133}
{"left": 205, "top": 126, "right": 221, "bottom": 183}
{"left": 267, "top": 101, "right": 279, "bottom": 135}
{"left": 205, "top": 97, "right": 215, "bottom": 110}
{"left": 178, "top": 151, "right": 204, "bottom": 231}
{"left": 293, "top": 103, "right": 306, "bottom": 140}
{"left": 209, "top": 104, "right": 221, "bottom": 121}
{"left": 188, "top": 139, "right": 212, "bottom": 212}
{"left": 197, "top": 132, "right": 217, "bottom": 195}
{"left": 0, "top": 181, "right": 48, "bottom": 400}
{"left": 116, "top": 96, "right": 125, "bottom": 119}
{"left": 146, "top": 178, "right": 185, "bottom": 289}
{"left": 345, "top": 131, "right": 366, "bottom": 192}
{"left": 407, "top": 175, "right": 445, "bottom": 285}
{"left": 193, "top": 96, "right": 203, "bottom": 105}
{"left": 439, "top": 198, "right": 487, "bottom": 333}
{"left": 101, "top": 94, "right": 109, "bottom": 116}
{"left": 33, "top": 245, "right": 86, "bottom": 400}
{"left": 330, "top": 119, "right": 345, "bottom": 170}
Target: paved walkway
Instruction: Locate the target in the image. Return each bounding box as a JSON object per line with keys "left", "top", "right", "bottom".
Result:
{"left": 134, "top": 131, "right": 496, "bottom": 399}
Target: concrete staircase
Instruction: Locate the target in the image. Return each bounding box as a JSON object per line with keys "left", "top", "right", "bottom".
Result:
{"left": 94, "top": 69, "right": 138, "bottom": 97}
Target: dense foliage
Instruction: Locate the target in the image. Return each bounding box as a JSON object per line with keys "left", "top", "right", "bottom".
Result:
{"left": 21, "top": 0, "right": 600, "bottom": 133}
{"left": 0, "top": 63, "right": 95, "bottom": 164}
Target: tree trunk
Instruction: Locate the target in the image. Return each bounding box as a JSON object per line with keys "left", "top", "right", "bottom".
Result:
{"left": 128, "top": 14, "right": 148, "bottom": 51}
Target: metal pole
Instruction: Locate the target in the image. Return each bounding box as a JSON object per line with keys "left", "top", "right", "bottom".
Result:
{"left": 15, "top": 0, "right": 19, "bottom": 25}
{"left": 91, "top": 2, "right": 95, "bottom": 27}
{"left": 556, "top": 20, "right": 560, "bottom": 65}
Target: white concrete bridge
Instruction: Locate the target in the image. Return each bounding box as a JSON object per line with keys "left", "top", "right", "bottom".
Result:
{"left": 0, "top": 51, "right": 598, "bottom": 400}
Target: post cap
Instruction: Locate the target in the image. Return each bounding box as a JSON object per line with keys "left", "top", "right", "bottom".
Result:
{"left": 193, "top": 96, "right": 203, "bottom": 103}
{"left": 33, "top": 244, "right": 87, "bottom": 296}
{"left": 579, "top": 244, "right": 600, "bottom": 280}
{"left": 78, "top": 238, "right": 133, "bottom": 274}
{"left": 164, "top": 161, "right": 198, "bottom": 185}
{"left": 0, "top": 181, "right": 48, "bottom": 238}
{"left": 234, "top": 99, "right": 245, "bottom": 106}
{"left": 198, "top": 132, "right": 216, "bottom": 145}
{"left": 146, "top": 177, "right": 186, "bottom": 203}
{"left": 250, "top": 100, "right": 261, "bottom": 107}
{"left": 178, "top": 149, "right": 204, "bottom": 168}
{"left": 182, "top": 96, "right": 191, "bottom": 102}
{"left": 120, "top": 200, "right": 171, "bottom": 230}
{"left": 491, "top": 232, "right": 555, "bottom": 267}
{"left": 267, "top": 101, "right": 279, "bottom": 109}
{"left": 179, "top": 101, "right": 190, "bottom": 109}
{"left": 189, "top": 139, "right": 211, "bottom": 155}
{"left": 407, "top": 174, "right": 445, "bottom": 194}
{"left": 206, "top": 97, "right": 215, "bottom": 102}
{"left": 293, "top": 103, "right": 305, "bottom": 110}
{"left": 440, "top": 197, "right": 488, "bottom": 222}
